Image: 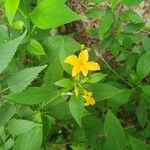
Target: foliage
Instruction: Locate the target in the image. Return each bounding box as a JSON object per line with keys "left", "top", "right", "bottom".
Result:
{"left": 0, "top": 0, "right": 150, "bottom": 149}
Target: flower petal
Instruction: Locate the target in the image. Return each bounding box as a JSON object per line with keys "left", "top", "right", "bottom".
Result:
{"left": 72, "top": 64, "right": 81, "bottom": 77}
{"left": 87, "top": 61, "right": 100, "bottom": 71}
{"left": 81, "top": 65, "right": 88, "bottom": 77}
{"left": 64, "top": 55, "right": 78, "bottom": 65}
{"left": 89, "top": 97, "right": 95, "bottom": 105}
{"left": 78, "top": 50, "right": 89, "bottom": 64}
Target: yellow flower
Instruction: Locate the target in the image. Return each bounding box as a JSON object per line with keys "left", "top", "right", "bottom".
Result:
{"left": 65, "top": 50, "right": 100, "bottom": 77}
{"left": 83, "top": 90, "right": 95, "bottom": 106}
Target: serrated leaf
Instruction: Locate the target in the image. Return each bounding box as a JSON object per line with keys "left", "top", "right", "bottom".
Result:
{"left": 6, "top": 87, "right": 51, "bottom": 105}
{"left": 13, "top": 126, "right": 43, "bottom": 150}
{"left": 0, "top": 31, "right": 26, "bottom": 74}
{"left": 129, "top": 136, "right": 150, "bottom": 150}
{"left": 0, "top": 103, "right": 16, "bottom": 127}
{"left": 30, "top": 0, "right": 80, "bottom": 29}
{"left": 8, "top": 119, "right": 36, "bottom": 136}
{"left": 4, "top": 0, "right": 20, "bottom": 26}
{"left": 103, "top": 110, "right": 126, "bottom": 150}
{"left": 55, "top": 79, "right": 73, "bottom": 88}
{"left": 7, "top": 65, "right": 47, "bottom": 93}
{"left": 27, "top": 38, "right": 45, "bottom": 55}
{"left": 136, "top": 52, "right": 150, "bottom": 80}
{"left": 87, "top": 73, "right": 107, "bottom": 83}
{"left": 69, "top": 96, "right": 84, "bottom": 127}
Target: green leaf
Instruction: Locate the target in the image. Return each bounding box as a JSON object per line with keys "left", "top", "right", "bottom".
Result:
{"left": 137, "top": 99, "right": 147, "bottom": 127}
{"left": 6, "top": 87, "right": 51, "bottom": 105}
{"left": 129, "top": 136, "right": 150, "bottom": 150}
{"left": 27, "top": 38, "right": 45, "bottom": 55}
{"left": 44, "top": 57, "right": 63, "bottom": 89}
{"left": 0, "top": 103, "right": 16, "bottom": 127}
{"left": 60, "top": 40, "right": 79, "bottom": 74}
{"left": 136, "top": 52, "right": 150, "bottom": 80}
{"left": 127, "top": 10, "right": 143, "bottom": 24}
{"left": 42, "top": 114, "right": 51, "bottom": 138}
{"left": 141, "top": 85, "right": 150, "bottom": 96}
{"left": 123, "top": 0, "right": 143, "bottom": 6}
{"left": 108, "top": 89, "right": 132, "bottom": 109}
{"left": 30, "top": 0, "right": 80, "bottom": 29}
{"left": 103, "top": 110, "right": 126, "bottom": 150}
{"left": 143, "top": 36, "right": 150, "bottom": 51}
{"left": 7, "top": 65, "right": 47, "bottom": 93}
{"left": 99, "top": 12, "right": 114, "bottom": 38}
{"left": 0, "top": 31, "right": 26, "bottom": 74}
{"left": 124, "top": 23, "right": 144, "bottom": 33}
{"left": 55, "top": 79, "right": 73, "bottom": 88}
{"left": 88, "top": 0, "right": 107, "bottom": 2}
{"left": 111, "top": 0, "right": 119, "bottom": 9}
{"left": 87, "top": 73, "right": 107, "bottom": 83}
{"left": 4, "top": 0, "right": 20, "bottom": 26}
{"left": 46, "top": 101, "right": 73, "bottom": 120}
{"left": 69, "top": 96, "right": 84, "bottom": 127}
{"left": 86, "top": 8, "right": 105, "bottom": 18}
{"left": 83, "top": 115, "right": 102, "bottom": 147}
{"left": 88, "top": 82, "right": 124, "bottom": 101}
{"left": 43, "top": 35, "right": 79, "bottom": 88}
{"left": 13, "top": 126, "right": 43, "bottom": 150}
{"left": 8, "top": 119, "right": 36, "bottom": 136}
{"left": 4, "top": 138, "right": 14, "bottom": 150}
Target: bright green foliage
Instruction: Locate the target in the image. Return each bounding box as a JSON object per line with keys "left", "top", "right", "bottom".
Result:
{"left": 69, "top": 96, "right": 84, "bottom": 127}
{"left": 7, "top": 65, "right": 47, "bottom": 93}
{"left": 0, "top": 31, "right": 26, "bottom": 74}
{"left": 12, "top": 126, "right": 43, "bottom": 150}
{"left": 30, "top": 0, "right": 80, "bottom": 29}
{"left": 6, "top": 87, "right": 52, "bottom": 105}
{"left": 137, "top": 52, "right": 150, "bottom": 80}
{"left": 129, "top": 136, "right": 150, "bottom": 150}
{"left": 87, "top": 72, "right": 107, "bottom": 83}
{"left": 99, "top": 12, "right": 114, "bottom": 38}
{"left": 55, "top": 79, "right": 73, "bottom": 88}
{"left": 8, "top": 119, "right": 36, "bottom": 135}
{"left": 137, "top": 99, "right": 147, "bottom": 127}
{"left": 0, "top": 0, "right": 150, "bottom": 149}
{"left": 123, "top": 0, "right": 143, "bottom": 6}
{"left": 27, "top": 38, "right": 45, "bottom": 55}
{"left": 4, "top": 0, "right": 20, "bottom": 26}
{"left": 0, "top": 103, "right": 16, "bottom": 127}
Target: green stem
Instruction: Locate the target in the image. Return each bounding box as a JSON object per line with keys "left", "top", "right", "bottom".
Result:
{"left": 42, "top": 85, "right": 73, "bottom": 108}
{"left": 96, "top": 50, "right": 134, "bottom": 88}
{"left": 18, "top": 8, "right": 27, "bottom": 19}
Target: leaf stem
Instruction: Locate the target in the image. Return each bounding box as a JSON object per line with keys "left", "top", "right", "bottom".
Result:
{"left": 96, "top": 50, "right": 134, "bottom": 88}
{"left": 42, "top": 85, "right": 73, "bottom": 108}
